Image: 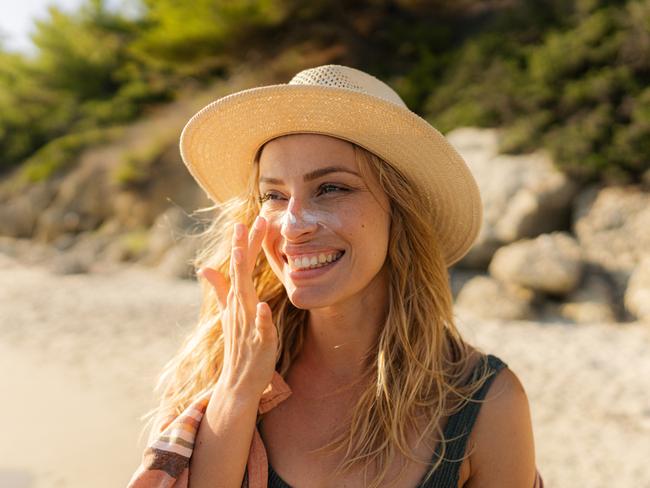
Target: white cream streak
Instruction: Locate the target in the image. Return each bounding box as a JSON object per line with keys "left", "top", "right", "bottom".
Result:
{"left": 280, "top": 207, "right": 341, "bottom": 231}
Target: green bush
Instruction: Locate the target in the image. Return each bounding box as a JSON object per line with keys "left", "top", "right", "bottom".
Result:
{"left": 0, "top": 0, "right": 170, "bottom": 176}
{"left": 420, "top": 1, "right": 650, "bottom": 181}
{"left": 2, "top": 0, "right": 648, "bottom": 184}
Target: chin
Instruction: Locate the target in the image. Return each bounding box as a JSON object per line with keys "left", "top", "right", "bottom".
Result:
{"left": 285, "top": 286, "right": 339, "bottom": 310}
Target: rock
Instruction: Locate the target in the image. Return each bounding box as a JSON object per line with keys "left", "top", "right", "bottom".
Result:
{"left": 51, "top": 233, "right": 79, "bottom": 252}
{"left": 557, "top": 301, "right": 618, "bottom": 324}
{"left": 50, "top": 253, "right": 92, "bottom": 275}
{"left": 110, "top": 145, "right": 210, "bottom": 232}
{"left": 101, "top": 229, "right": 150, "bottom": 263}
{"left": 31, "top": 136, "right": 208, "bottom": 243}
{"left": 0, "top": 181, "right": 58, "bottom": 238}
{"left": 624, "top": 256, "right": 650, "bottom": 322}
{"left": 47, "top": 230, "right": 119, "bottom": 274}
{"left": 489, "top": 232, "right": 583, "bottom": 295}
{"left": 141, "top": 206, "right": 199, "bottom": 266}
{"left": 556, "top": 270, "right": 618, "bottom": 323}
{"left": 455, "top": 274, "right": 537, "bottom": 320}
{"left": 448, "top": 128, "right": 579, "bottom": 269}
{"left": 156, "top": 235, "right": 202, "bottom": 280}
{"left": 0, "top": 236, "right": 59, "bottom": 265}
{"left": 34, "top": 164, "right": 114, "bottom": 242}
{"left": 573, "top": 185, "right": 650, "bottom": 295}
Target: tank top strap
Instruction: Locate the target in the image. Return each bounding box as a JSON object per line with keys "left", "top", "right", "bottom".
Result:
{"left": 419, "top": 353, "right": 508, "bottom": 487}
{"left": 267, "top": 354, "right": 509, "bottom": 488}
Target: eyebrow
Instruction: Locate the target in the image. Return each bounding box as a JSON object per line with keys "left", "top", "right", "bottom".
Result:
{"left": 259, "top": 166, "right": 361, "bottom": 184}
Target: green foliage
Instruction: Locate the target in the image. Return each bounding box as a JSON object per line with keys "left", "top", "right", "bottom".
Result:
{"left": 1, "top": 0, "right": 649, "bottom": 184}
{"left": 0, "top": 0, "right": 170, "bottom": 175}
{"left": 130, "top": 0, "right": 289, "bottom": 74}
{"left": 419, "top": 0, "right": 650, "bottom": 181}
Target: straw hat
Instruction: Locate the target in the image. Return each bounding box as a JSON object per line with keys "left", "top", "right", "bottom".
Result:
{"left": 180, "top": 64, "right": 482, "bottom": 266}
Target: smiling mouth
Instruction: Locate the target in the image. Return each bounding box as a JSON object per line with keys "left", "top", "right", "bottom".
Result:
{"left": 282, "top": 251, "right": 345, "bottom": 270}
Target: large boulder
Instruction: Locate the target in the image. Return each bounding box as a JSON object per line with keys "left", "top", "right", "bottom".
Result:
{"left": 455, "top": 274, "right": 538, "bottom": 320}
{"left": 488, "top": 232, "right": 583, "bottom": 295}
{"left": 447, "top": 128, "right": 579, "bottom": 269}
{"left": 573, "top": 185, "right": 650, "bottom": 295}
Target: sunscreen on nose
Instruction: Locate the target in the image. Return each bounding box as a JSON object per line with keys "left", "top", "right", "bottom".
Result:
{"left": 281, "top": 209, "right": 298, "bottom": 227}
{"left": 300, "top": 209, "right": 320, "bottom": 225}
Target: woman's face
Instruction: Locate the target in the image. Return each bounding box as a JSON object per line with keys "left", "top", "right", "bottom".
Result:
{"left": 257, "top": 133, "right": 391, "bottom": 310}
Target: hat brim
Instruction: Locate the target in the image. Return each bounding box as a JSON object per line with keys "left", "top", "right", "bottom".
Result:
{"left": 180, "top": 84, "right": 482, "bottom": 267}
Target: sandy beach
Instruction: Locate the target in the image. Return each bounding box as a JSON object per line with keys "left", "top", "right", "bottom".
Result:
{"left": 1, "top": 253, "right": 649, "bottom": 488}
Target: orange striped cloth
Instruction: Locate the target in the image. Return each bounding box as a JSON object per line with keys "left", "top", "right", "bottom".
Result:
{"left": 127, "top": 371, "right": 291, "bottom": 488}
{"left": 127, "top": 371, "right": 544, "bottom": 488}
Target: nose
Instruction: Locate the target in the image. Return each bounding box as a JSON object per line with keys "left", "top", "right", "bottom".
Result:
{"left": 280, "top": 197, "right": 319, "bottom": 240}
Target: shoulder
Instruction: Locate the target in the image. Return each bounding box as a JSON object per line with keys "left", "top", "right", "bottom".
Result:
{"left": 464, "top": 365, "right": 538, "bottom": 488}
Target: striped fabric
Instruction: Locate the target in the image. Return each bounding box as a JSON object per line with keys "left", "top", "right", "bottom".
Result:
{"left": 128, "top": 369, "right": 544, "bottom": 488}
{"left": 127, "top": 371, "right": 292, "bottom": 488}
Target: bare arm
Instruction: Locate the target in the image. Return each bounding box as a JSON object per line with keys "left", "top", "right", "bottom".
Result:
{"left": 465, "top": 368, "right": 538, "bottom": 488}
{"left": 189, "top": 216, "right": 278, "bottom": 488}
{"left": 188, "top": 384, "right": 261, "bottom": 488}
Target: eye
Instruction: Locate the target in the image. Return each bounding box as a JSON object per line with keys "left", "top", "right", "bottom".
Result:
{"left": 258, "top": 191, "right": 283, "bottom": 204}
{"left": 258, "top": 184, "right": 350, "bottom": 205}
{"left": 317, "top": 184, "right": 349, "bottom": 196}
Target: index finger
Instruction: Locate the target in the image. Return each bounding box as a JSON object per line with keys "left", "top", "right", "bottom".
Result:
{"left": 247, "top": 215, "right": 267, "bottom": 273}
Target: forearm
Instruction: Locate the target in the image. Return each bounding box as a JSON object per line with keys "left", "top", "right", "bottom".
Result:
{"left": 188, "top": 383, "right": 261, "bottom": 488}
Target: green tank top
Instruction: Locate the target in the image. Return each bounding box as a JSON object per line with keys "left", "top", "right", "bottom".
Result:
{"left": 267, "top": 353, "right": 507, "bottom": 488}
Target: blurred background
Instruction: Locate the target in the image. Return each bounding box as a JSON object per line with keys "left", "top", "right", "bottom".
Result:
{"left": 1, "top": 0, "right": 649, "bottom": 487}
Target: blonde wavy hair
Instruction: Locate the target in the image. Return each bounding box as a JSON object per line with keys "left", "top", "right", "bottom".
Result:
{"left": 141, "top": 135, "right": 494, "bottom": 487}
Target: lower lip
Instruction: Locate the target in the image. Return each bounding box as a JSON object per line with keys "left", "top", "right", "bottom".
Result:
{"left": 286, "top": 254, "right": 344, "bottom": 280}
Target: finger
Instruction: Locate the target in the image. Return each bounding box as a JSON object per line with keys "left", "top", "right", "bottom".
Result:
{"left": 255, "top": 301, "right": 276, "bottom": 342}
{"left": 230, "top": 222, "right": 245, "bottom": 294}
{"left": 247, "top": 215, "right": 267, "bottom": 274}
{"left": 197, "top": 267, "right": 228, "bottom": 311}
{"left": 231, "top": 222, "right": 258, "bottom": 317}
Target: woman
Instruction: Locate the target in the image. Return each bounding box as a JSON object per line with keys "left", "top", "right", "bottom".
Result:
{"left": 128, "top": 64, "right": 543, "bottom": 488}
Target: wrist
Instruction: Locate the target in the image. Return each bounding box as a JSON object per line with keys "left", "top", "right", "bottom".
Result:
{"left": 213, "top": 376, "right": 264, "bottom": 407}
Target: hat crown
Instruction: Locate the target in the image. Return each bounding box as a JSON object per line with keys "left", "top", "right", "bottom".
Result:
{"left": 289, "top": 64, "right": 408, "bottom": 109}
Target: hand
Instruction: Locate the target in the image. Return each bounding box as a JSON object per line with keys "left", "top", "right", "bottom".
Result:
{"left": 197, "top": 215, "right": 278, "bottom": 398}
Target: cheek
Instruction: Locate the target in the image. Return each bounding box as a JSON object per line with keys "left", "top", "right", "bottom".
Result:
{"left": 357, "top": 206, "right": 390, "bottom": 254}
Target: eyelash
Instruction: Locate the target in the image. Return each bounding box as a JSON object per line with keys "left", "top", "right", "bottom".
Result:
{"left": 258, "top": 184, "right": 349, "bottom": 204}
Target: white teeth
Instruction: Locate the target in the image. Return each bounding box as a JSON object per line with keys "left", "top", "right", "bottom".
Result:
{"left": 288, "top": 251, "right": 342, "bottom": 270}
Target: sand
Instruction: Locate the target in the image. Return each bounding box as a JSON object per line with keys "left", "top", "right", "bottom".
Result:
{"left": 1, "top": 252, "right": 649, "bottom": 488}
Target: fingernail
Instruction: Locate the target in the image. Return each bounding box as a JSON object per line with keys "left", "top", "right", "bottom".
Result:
{"left": 254, "top": 216, "right": 263, "bottom": 229}
{"left": 235, "top": 223, "right": 244, "bottom": 238}
{"left": 197, "top": 268, "right": 204, "bottom": 277}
